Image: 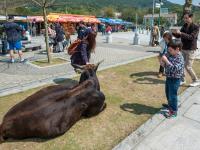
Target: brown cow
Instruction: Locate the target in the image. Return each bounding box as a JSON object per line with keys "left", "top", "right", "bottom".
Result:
{"left": 0, "top": 61, "right": 106, "bottom": 143}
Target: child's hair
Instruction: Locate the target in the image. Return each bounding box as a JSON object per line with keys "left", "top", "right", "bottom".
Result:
{"left": 163, "top": 32, "right": 172, "bottom": 41}
{"left": 167, "top": 39, "right": 183, "bottom": 51}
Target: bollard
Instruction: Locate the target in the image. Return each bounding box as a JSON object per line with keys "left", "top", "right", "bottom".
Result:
{"left": 133, "top": 30, "right": 140, "bottom": 45}
{"left": 139, "top": 28, "right": 141, "bottom": 34}
{"left": 106, "top": 31, "right": 112, "bottom": 43}
{"left": 149, "top": 32, "right": 152, "bottom": 46}
{"left": 26, "top": 31, "right": 32, "bottom": 42}
{"left": 146, "top": 29, "right": 149, "bottom": 35}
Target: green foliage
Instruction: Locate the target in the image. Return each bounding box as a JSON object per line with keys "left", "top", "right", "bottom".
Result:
{"left": 103, "top": 7, "right": 115, "bottom": 18}
{"left": 5, "top": 0, "right": 200, "bottom": 25}
{"left": 15, "top": 7, "right": 34, "bottom": 15}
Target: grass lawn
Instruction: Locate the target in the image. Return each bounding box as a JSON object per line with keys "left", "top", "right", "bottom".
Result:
{"left": 31, "top": 58, "right": 68, "bottom": 67}
{"left": 0, "top": 57, "right": 200, "bottom": 150}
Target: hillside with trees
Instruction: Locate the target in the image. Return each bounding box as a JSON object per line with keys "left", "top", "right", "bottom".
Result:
{"left": 0, "top": 0, "right": 200, "bottom": 25}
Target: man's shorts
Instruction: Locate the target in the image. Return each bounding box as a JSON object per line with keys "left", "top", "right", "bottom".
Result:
{"left": 8, "top": 41, "right": 22, "bottom": 50}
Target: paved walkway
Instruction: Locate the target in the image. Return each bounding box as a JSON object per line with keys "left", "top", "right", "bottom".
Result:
{"left": 113, "top": 86, "right": 200, "bottom": 150}
{"left": 0, "top": 32, "right": 160, "bottom": 96}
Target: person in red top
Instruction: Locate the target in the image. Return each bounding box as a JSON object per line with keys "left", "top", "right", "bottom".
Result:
{"left": 105, "top": 25, "right": 112, "bottom": 34}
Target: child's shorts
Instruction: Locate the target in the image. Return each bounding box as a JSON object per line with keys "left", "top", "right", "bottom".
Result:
{"left": 8, "top": 41, "right": 22, "bottom": 50}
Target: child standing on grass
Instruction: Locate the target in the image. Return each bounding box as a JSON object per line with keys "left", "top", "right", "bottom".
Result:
{"left": 161, "top": 39, "right": 184, "bottom": 118}
{"left": 157, "top": 32, "right": 172, "bottom": 78}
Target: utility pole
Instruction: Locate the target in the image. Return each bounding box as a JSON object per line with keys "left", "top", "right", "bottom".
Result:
{"left": 4, "top": 0, "right": 8, "bottom": 21}
{"left": 152, "top": 0, "right": 155, "bottom": 26}
{"left": 149, "top": 0, "right": 155, "bottom": 46}
{"left": 133, "top": 13, "right": 140, "bottom": 45}
{"left": 158, "top": 0, "right": 162, "bottom": 27}
{"left": 136, "top": 13, "right": 138, "bottom": 29}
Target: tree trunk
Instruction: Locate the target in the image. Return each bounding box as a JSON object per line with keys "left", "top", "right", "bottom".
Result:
{"left": 42, "top": 6, "right": 51, "bottom": 63}
{"left": 183, "top": 0, "right": 192, "bottom": 15}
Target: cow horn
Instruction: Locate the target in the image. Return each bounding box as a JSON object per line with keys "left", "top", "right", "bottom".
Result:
{"left": 95, "top": 60, "right": 104, "bottom": 66}
{"left": 71, "top": 63, "right": 85, "bottom": 69}
{"left": 94, "top": 60, "right": 104, "bottom": 71}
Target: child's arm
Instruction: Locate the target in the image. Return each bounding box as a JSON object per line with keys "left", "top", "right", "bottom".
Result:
{"left": 161, "top": 55, "right": 171, "bottom": 66}
{"left": 161, "top": 55, "right": 184, "bottom": 73}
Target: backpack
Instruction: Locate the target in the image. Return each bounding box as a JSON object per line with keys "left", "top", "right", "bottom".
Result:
{"left": 67, "top": 39, "right": 81, "bottom": 55}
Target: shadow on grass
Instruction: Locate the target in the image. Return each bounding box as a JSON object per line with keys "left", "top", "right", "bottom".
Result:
{"left": 130, "top": 71, "right": 165, "bottom": 85}
{"left": 120, "top": 103, "right": 160, "bottom": 115}
{"left": 5, "top": 138, "right": 49, "bottom": 144}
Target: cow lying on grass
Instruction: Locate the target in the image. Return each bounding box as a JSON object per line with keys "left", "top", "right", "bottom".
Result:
{"left": 0, "top": 61, "right": 106, "bottom": 143}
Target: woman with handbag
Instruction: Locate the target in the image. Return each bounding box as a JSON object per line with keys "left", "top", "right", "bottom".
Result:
{"left": 70, "top": 31, "right": 97, "bottom": 66}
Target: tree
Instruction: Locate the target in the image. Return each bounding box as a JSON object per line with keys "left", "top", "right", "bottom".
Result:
{"left": 27, "top": 0, "right": 58, "bottom": 63}
{"left": 103, "top": 7, "right": 115, "bottom": 18}
{"left": 183, "top": 0, "right": 192, "bottom": 15}
{"left": 121, "top": 8, "right": 136, "bottom": 22}
{"left": 0, "top": 0, "right": 27, "bottom": 19}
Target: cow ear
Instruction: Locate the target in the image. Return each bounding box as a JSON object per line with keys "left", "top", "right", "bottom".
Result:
{"left": 75, "top": 68, "right": 84, "bottom": 74}
{"left": 81, "top": 103, "right": 88, "bottom": 110}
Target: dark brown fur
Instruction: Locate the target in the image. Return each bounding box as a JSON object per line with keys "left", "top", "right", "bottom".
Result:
{"left": 0, "top": 65, "right": 105, "bottom": 142}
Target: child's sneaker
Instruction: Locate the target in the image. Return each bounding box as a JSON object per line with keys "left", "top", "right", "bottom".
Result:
{"left": 20, "top": 58, "right": 25, "bottom": 63}
{"left": 180, "top": 80, "right": 186, "bottom": 86}
{"left": 157, "top": 73, "right": 163, "bottom": 78}
{"left": 164, "top": 110, "right": 177, "bottom": 118}
{"left": 162, "top": 103, "right": 169, "bottom": 108}
{"left": 10, "top": 59, "right": 15, "bottom": 63}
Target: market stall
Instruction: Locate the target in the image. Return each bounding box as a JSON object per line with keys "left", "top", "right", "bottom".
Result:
{"left": 27, "top": 16, "right": 44, "bottom": 36}
{"left": 47, "top": 13, "right": 100, "bottom": 34}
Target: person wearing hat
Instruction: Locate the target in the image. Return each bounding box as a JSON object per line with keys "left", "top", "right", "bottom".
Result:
{"left": 3, "top": 15, "right": 24, "bottom": 63}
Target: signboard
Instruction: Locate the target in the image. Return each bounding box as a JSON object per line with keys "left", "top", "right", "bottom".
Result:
{"left": 161, "top": 8, "right": 168, "bottom": 14}
{"left": 155, "top": 3, "right": 161, "bottom": 8}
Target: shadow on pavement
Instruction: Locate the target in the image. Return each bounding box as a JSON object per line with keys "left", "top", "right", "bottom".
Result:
{"left": 130, "top": 71, "right": 165, "bottom": 85}
{"left": 120, "top": 103, "right": 160, "bottom": 115}
{"left": 146, "top": 50, "right": 160, "bottom": 53}
{"left": 53, "top": 78, "right": 78, "bottom": 88}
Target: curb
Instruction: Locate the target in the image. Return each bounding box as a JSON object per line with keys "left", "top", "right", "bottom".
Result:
{"left": 0, "top": 54, "right": 157, "bottom": 97}
{"left": 113, "top": 86, "right": 199, "bottom": 150}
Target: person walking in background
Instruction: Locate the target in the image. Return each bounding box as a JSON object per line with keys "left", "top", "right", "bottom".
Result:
{"left": 77, "top": 21, "right": 87, "bottom": 40}
{"left": 54, "top": 23, "right": 65, "bottom": 52}
{"left": 48, "top": 24, "right": 56, "bottom": 53}
{"left": 63, "top": 31, "right": 71, "bottom": 50}
{"left": 151, "top": 23, "right": 159, "bottom": 46}
{"left": 160, "top": 26, "right": 165, "bottom": 38}
{"left": 101, "top": 23, "right": 106, "bottom": 35}
{"left": 172, "top": 13, "right": 200, "bottom": 87}
{"left": 3, "top": 15, "right": 24, "bottom": 63}
{"left": 161, "top": 39, "right": 184, "bottom": 118}
{"left": 71, "top": 31, "right": 97, "bottom": 66}
{"left": 157, "top": 32, "right": 173, "bottom": 78}
{"left": 105, "top": 24, "right": 112, "bottom": 34}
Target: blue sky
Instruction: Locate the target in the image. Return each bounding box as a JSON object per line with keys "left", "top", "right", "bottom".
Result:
{"left": 168, "top": 0, "right": 199, "bottom": 6}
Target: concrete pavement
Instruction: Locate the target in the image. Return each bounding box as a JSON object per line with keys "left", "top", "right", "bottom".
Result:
{"left": 113, "top": 87, "right": 200, "bottom": 150}
{"left": 0, "top": 32, "right": 160, "bottom": 97}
